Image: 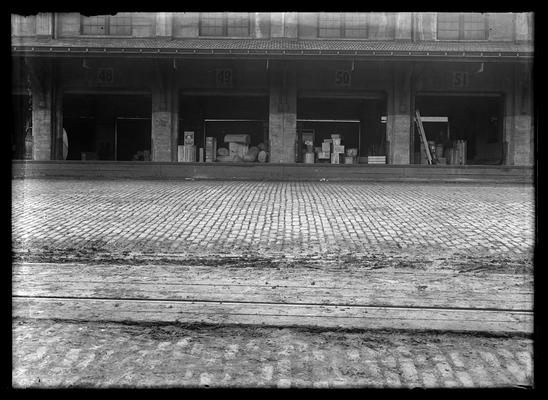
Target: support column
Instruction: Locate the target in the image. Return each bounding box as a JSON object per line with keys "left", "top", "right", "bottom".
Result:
{"left": 35, "top": 13, "right": 53, "bottom": 37}
{"left": 386, "top": 64, "right": 412, "bottom": 164}
{"left": 152, "top": 62, "right": 175, "bottom": 162}
{"left": 155, "top": 12, "right": 173, "bottom": 37}
{"left": 395, "top": 12, "right": 413, "bottom": 40}
{"left": 511, "top": 63, "right": 533, "bottom": 166}
{"left": 27, "top": 59, "right": 53, "bottom": 161}
{"left": 269, "top": 62, "right": 297, "bottom": 163}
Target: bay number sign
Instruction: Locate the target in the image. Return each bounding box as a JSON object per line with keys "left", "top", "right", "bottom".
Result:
{"left": 335, "top": 70, "right": 352, "bottom": 87}
{"left": 96, "top": 68, "right": 114, "bottom": 84}
{"left": 216, "top": 69, "right": 233, "bottom": 88}
{"left": 452, "top": 71, "right": 469, "bottom": 88}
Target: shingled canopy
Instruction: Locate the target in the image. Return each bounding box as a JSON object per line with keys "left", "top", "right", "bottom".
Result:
{"left": 12, "top": 37, "right": 534, "bottom": 62}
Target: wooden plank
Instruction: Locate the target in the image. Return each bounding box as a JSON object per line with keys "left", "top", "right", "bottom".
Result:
{"left": 12, "top": 297, "right": 533, "bottom": 334}
{"left": 12, "top": 263, "right": 533, "bottom": 292}
{"left": 12, "top": 280, "right": 533, "bottom": 311}
{"left": 415, "top": 110, "right": 433, "bottom": 165}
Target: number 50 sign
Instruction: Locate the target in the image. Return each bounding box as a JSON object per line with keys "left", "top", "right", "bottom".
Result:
{"left": 335, "top": 70, "right": 351, "bottom": 87}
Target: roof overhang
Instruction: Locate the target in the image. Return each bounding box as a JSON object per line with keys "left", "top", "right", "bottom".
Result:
{"left": 11, "top": 46, "right": 533, "bottom": 63}
{"left": 11, "top": 37, "right": 534, "bottom": 63}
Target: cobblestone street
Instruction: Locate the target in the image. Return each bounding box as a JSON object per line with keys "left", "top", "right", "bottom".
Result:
{"left": 12, "top": 318, "right": 533, "bottom": 388}
{"left": 11, "top": 180, "right": 534, "bottom": 262}
{"left": 11, "top": 179, "right": 535, "bottom": 388}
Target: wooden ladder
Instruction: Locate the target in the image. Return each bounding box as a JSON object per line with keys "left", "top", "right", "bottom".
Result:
{"left": 414, "top": 109, "right": 433, "bottom": 165}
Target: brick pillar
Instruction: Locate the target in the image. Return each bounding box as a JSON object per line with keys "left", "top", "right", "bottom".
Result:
{"left": 155, "top": 12, "right": 173, "bottom": 37}
{"left": 35, "top": 13, "right": 53, "bottom": 37}
{"left": 386, "top": 64, "right": 412, "bottom": 164}
{"left": 269, "top": 63, "right": 297, "bottom": 163}
{"left": 414, "top": 12, "right": 437, "bottom": 41}
{"left": 254, "top": 12, "right": 270, "bottom": 38}
{"left": 511, "top": 63, "right": 533, "bottom": 166}
{"left": 284, "top": 12, "right": 298, "bottom": 38}
{"left": 270, "top": 13, "right": 285, "bottom": 38}
{"left": 515, "top": 13, "right": 533, "bottom": 42}
{"left": 151, "top": 62, "right": 175, "bottom": 162}
{"left": 28, "top": 60, "right": 53, "bottom": 161}
{"left": 395, "top": 12, "right": 413, "bottom": 40}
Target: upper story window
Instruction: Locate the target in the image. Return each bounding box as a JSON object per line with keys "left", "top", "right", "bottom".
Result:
{"left": 199, "top": 12, "right": 250, "bottom": 37}
{"left": 343, "top": 13, "right": 368, "bottom": 38}
{"left": 318, "top": 13, "right": 370, "bottom": 38}
{"left": 437, "top": 13, "right": 488, "bottom": 40}
{"left": 11, "top": 14, "right": 36, "bottom": 36}
{"left": 81, "top": 13, "right": 132, "bottom": 36}
{"left": 318, "top": 13, "right": 342, "bottom": 37}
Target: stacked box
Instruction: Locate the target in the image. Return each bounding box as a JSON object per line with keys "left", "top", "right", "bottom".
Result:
{"left": 366, "top": 156, "right": 386, "bottom": 164}
{"left": 304, "top": 153, "right": 315, "bottom": 164}
{"left": 344, "top": 156, "right": 355, "bottom": 164}
{"left": 456, "top": 140, "right": 467, "bottom": 165}
{"left": 224, "top": 134, "right": 250, "bottom": 144}
{"left": 333, "top": 145, "right": 345, "bottom": 154}
{"left": 331, "top": 153, "right": 340, "bottom": 164}
{"left": 332, "top": 138, "right": 342, "bottom": 146}
{"left": 183, "top": 131, "right": 194, "bottom": 145}
{"left": 318, "top": 152, "right": 330, "bottom": 159}
{"left": 321, "top": 142, "right": 331, "bottom": 152}
{"left": 205, "top": 137, "right": 217, "bottom": 162}
{"left": 178, "top": 145, "right": 196, "bottom": 162}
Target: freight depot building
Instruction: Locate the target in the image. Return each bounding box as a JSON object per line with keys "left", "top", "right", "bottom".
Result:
{"left": 11, "top": 12, "right": 533, "bottom": 167}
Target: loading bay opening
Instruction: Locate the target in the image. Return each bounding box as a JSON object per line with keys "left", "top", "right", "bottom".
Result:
{"left": 63, "top": 93, "right": 151, "bottom": 161}
{"left": 415, "top": 94, "right": 504, "bottom": 165}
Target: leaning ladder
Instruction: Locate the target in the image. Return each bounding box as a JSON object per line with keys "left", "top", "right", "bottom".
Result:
{"left": 414, "top": 109, "right": 433, "bottom": 165}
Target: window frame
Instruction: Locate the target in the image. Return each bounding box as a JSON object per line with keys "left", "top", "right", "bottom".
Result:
{"left": 11, "top": 14, "right": 37, "bottom": 37}
{"left": 80, "top": 13, "right": 133, "bottom": 36}
{"left": 437, "top": 13, "right": 489, "bottom": 41}
{"left": 317, "top": 12, "right": 371, "bottom": 39}
{"left": 199, "top": 12, "right": 251, "bottom": 37}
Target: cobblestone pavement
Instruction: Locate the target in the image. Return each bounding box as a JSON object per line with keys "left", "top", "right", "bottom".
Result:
{"left": 11, "top": 180, "right": 536, "bottom": 388}
{"left": 11, "top": 180, "right": 534, "bottom": 263}
{"left": 12, "top": 318, "right": 533, "bottom": 389}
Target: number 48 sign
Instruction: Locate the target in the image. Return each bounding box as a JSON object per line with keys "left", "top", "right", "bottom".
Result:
{"left": 335, "top": 70, "right": 351, "bottom": 87}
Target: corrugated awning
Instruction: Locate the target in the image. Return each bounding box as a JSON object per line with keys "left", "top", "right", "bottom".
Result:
{"left": 11, "top": 37, "right": 534, "bottom": 61}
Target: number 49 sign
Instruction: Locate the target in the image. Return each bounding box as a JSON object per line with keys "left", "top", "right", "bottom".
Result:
{"left": 335, "top": 70, "right": 351, "bottom": 87}
{"left": 216, "top": 69, "right": 233, "bottom": 88}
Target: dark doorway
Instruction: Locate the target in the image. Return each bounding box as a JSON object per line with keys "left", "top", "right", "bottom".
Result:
{"left": 297, "top": 97, "right": 386, "bottom": 163}
{"left": 179, "top": 94, "right": 269, "bottom": 156}
{"left": 415, "top": 95, "right": 503, "bottom": 165}
{"left": 63, "top": 93, "right": 151, "bottom": 161}
{"left": 116, "top": 118, "right": 151, "bottom": 161}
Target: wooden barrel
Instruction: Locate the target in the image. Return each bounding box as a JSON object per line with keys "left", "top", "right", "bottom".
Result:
{"left": 257, "top": 151, "right": 268, "bottom": 163}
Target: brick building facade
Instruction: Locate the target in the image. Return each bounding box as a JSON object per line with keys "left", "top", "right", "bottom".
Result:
{"left": 11, "top": 12, "right": 533, "bottom": 165}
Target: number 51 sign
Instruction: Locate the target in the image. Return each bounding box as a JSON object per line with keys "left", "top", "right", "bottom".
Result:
{"left": 335, "top": 70, "right": 351, "bottom": 87}
{"left": 452, "top": 71, "right": 469, "bottom": 88}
